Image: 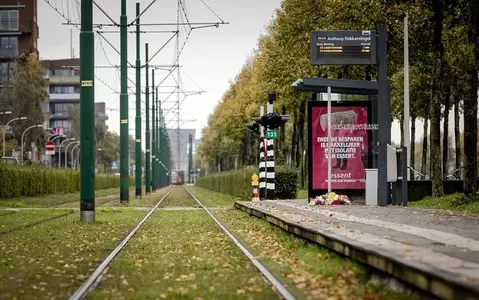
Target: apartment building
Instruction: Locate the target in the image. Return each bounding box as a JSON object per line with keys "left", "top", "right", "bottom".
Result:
{"left": 41, "top": 58, "right": 109, "bottom": 134}
{"left": 0, "top": 0, "right": 39, "bottom": 85}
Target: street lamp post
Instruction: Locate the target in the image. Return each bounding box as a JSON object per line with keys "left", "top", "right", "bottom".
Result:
{"left": 21, "top": 124, "right": 43, "bottom": 163}
{"left": 71, "top": 143, "right": 80, "bottom": 169}
{"left": 59, "top": 138, "right": 75, "bottom": 168}
{"left": 74, "top": 147, "right": 81, "bottom": 169}
{"left": 65, "top": 141, "right": 79, "bottom": 169}
{"left": 50, "top": 135, "right": 66, "bottom": 168}
{"left": 2, "top": 116, "right": 27, "bottom": 157}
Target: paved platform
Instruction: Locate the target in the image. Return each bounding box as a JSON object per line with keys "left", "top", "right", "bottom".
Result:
{"left": 235, "top": 200, "right": 479, "bottom": 300}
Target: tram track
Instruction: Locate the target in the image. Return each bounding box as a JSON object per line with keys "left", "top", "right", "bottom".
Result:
{"left": 68, "top": 185, "right": 295, "bottom": 300}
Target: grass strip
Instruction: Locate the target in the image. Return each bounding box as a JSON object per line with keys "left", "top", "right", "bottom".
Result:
{"left": 0, "top": 210, "right": 146, "bottom": 299}
{"left": 111, "top": 187, "right": 171, "bottom": 207}
{"left": 0, "top": 210, "right": 74, "bottom": 235}
{"left": 90, "top": 210, "right": 277, "bottom": 299}
{"left": 0, "top": 188, "right": 122, "bottom": 208}
{"left": 410, "top": 193, "right": 479, "bottom": 215}
{"left": 212, "top": 209, "right": 409, "bottom": 300}
{"left": 189, "top": 186, "right": 241, "bottom": 207}
{"left": 159, "top": 186, "right": 199, "bottom": 207}
{"left": 297, "top": 189, "right": 308, "bottom": 199}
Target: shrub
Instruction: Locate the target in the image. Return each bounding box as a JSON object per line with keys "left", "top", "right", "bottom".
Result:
{"left": 0, "top": 164, "right": 134, "bottom": 199}
{"left": 197, "top": 165, "right": 298, "bottom": 200}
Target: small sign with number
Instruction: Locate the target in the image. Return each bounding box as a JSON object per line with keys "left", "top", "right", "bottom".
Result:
{"left": 265, "top": 130, "right": 277, "bottom": 140}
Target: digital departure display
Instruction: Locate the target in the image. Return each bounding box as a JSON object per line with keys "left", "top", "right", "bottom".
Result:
{"left": 310, "top": 30, "right": 377, "bottom": 65}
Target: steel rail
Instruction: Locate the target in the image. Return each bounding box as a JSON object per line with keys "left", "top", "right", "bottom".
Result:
{"left": 68, "top": 187, "right": 173, "bottom": 300}
{"left": 184, "top": 187, "right": 296, "bottom": 300}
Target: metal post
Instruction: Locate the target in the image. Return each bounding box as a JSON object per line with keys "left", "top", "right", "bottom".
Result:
{"left": 402, "top": 146, "right": 408, "bottom": 206}
{"left": 404, "top": 12, "right": 410, "bottom": 180}
{"left": 377, "top": 24, "right": 389, "bottom": 206}
{"left": 80, "top": 0, "right": 95, "bottom": 222}
{"left": 156, "top": 87, "right": 160, "bottom": 188}
{"left": 259, "top": 106, "right": 266, "bottom": 199}
{"left": 65, "top": 141, "right": 77, "bottom": 169}
{"left": 3, "top": 117, "right": 27, "bottom": 157}
{"left": 71, "top": 143, "right": 80, "bottom": 169}
{"left": 135, "top": 2, "right": 142, "bottom": 198}
{"left": 188, "top": 134, "right": 193, "bottom": 183}
{"left": 59, "top": 138, "right": 74, "bottom": 168}
{"left": 21, "top": 124, "right": 42, "bottom": 163}
{"left": 151, "top": 69, "right": 156, "bottom": 191}
{"left": 327, "top": 86, "right": 332, "bottom": 193}
{"left": 119, "top": 0, "right": 129, "bottom": 203}
{"left": 145, "top": 43, "right": 151, "bottom": 194}
{"left": 266, "top": 101, "right": 275, "bottom": 200}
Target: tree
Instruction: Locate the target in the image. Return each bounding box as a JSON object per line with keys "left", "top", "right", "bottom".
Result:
{"left": 461, "top": 0, "right": 479, "bottom": 197}
{"left": 0, "top": 55, "right": 47, "bottom": 157}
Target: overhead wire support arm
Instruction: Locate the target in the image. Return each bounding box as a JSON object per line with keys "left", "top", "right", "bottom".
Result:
{"left": 93, "top": 1, "right": 119, "bottom": 26}
{"left": 44, "top": 0, "right": 80, "bottom": 30}
{"left": 95, "top": 32, "right": 136, "bottom": 68}
{"left": 128, "top": 0, "right": 159, "bottom": 26}
{"left": 146, "top": 32, "right": 179, "bottom": 64}
{"left": 97, "top": 30, "right": 178, "bottom": 34}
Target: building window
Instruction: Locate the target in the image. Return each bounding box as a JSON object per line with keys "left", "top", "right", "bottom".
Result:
{"left": 52, "top": 103, "right": 72, "bottom": 114}
{"left": 51, "top": 69, "right": 72, "bottom": 76}
{"left": 0, "top": 11, "right": 19, "bottom": 31}
{"left": 52, "top": 120, "right": 70, "bottom": 131}
{"left": 0, "top": 61, "right": 15, "bottom": 83}
{"left": 50, "top": 85, "right": 75, "bottom": 94}
{"left": 0, "top": 36, "right": 18, "bottom": 57}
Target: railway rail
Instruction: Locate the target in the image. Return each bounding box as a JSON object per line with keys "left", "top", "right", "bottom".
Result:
{"left": 68, "top": 186, "right": 295, "bottom": 300}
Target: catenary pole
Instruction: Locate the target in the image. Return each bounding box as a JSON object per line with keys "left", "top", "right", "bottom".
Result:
{"left": 119, "top": 0, "right": 129, "bottom": 203}
{"left": 80, "top": 0, "right": 95, "bottom": 222}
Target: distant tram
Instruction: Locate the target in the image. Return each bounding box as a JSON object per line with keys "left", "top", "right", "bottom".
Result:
{"left": 170, "top": 170, "right": 185, "bottom": 185}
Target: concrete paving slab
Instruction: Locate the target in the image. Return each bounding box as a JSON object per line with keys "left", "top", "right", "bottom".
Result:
{"left": 235, "top": 200, "right": 479, "bottom": 300}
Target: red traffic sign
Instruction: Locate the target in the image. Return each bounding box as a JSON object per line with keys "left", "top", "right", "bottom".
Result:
{"left": 47, "top": 141, "right": 55, "bottom": 151}
{"left": 46, "top": 141, "right": 55, "bottom": 155}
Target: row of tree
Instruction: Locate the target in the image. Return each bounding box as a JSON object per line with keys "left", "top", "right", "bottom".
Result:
{"left": 197, "top": 0, "right": 479, "bottom": 199}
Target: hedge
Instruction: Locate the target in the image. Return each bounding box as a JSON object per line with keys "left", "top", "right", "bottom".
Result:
{"left": 0, "top": 164, "right": 134, "bottom": 199}
{"left": 196, "top": 165, "right": 298, "bottom": 200}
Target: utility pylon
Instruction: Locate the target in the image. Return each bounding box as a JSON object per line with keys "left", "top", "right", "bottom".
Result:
{"left": 80, "top": 0, "right": 95, "bottom": 222}
{"left": 119, "top": 0, "right": 129, "bottom": 203}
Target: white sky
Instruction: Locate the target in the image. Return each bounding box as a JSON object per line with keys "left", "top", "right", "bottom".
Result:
{"left": 37, "top": 0, "right": 468, "bottom": 147}
{"left": 38, "top": 0, "right": 282, "bottom": 140}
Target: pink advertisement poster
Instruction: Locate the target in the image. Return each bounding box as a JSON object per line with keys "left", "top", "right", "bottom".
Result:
{"left": 311, "top": 106, "right": 369, "bottom": 190}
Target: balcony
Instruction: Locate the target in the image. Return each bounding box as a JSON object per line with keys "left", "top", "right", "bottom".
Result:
{"left": 49, "top": 75, "right": 80, "bottom": 85}
{"left": 49, "top": 93, "right": 80, "bottom": 101}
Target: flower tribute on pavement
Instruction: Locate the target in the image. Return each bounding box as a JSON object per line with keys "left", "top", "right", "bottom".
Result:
{"left": 309, "top": 192, "right": 351, "bottom": 206}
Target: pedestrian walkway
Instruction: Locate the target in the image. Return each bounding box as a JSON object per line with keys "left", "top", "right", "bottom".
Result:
{"left": 235, "top": 200, "right": 479, "bottom": 300}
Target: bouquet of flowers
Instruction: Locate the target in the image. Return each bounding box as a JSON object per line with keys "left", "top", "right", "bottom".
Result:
{"left": 308, "top": 192, "right": 351, "bottom": 206}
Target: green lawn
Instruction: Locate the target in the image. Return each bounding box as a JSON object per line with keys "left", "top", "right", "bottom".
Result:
{"left": 0, "top": 210, "right": 146, "bottom": 299}
{"left": 0, "top": 188, "right": 121, "bottom": 208}
{"left": 297, "top": 189, "right": 308, "bottom": 199}
{"left": 158, "top": 186, "right": 199, "bottom": 207}
{"left": 189, "top": 186, "right": 242, "bottom": 207}
{"left": 121, "top": 187, "right": 172, "bottom": 207}
{"left": 410, "top": 193, "right": 479, "bottom": 215}
{"left": 90, "top": 212, "right": 277, "bottom": 299}
{"left": 0, "top": 210, "right": 74, "bottom": 234}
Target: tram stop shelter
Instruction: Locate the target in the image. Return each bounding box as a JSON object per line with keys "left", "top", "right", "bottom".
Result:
{"left": 291, "top": 77, "right": 408, "bottom": 206}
